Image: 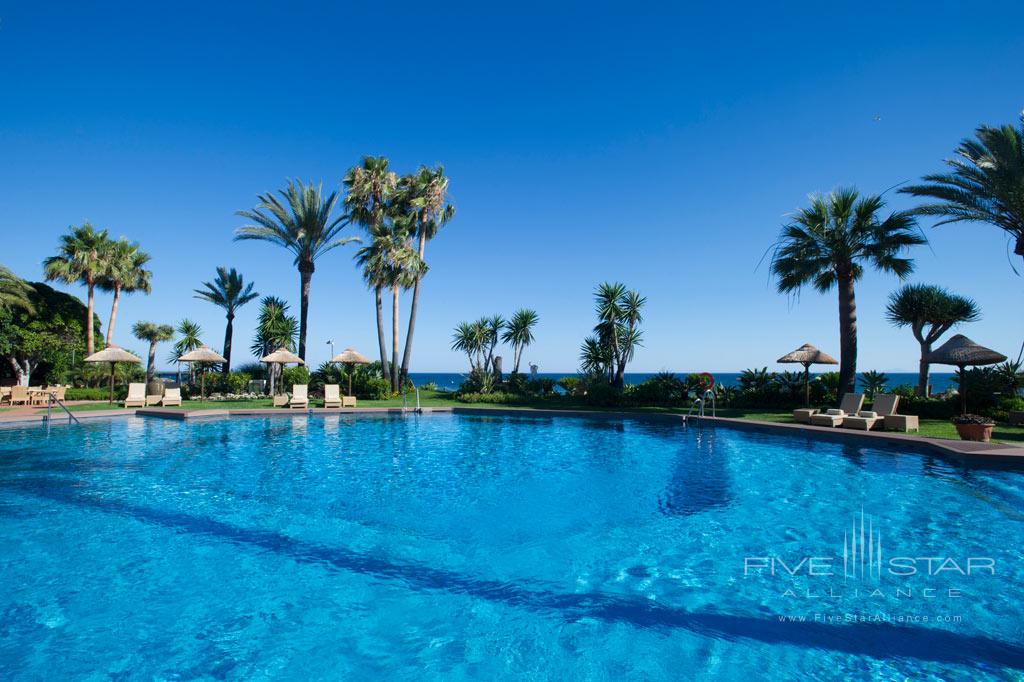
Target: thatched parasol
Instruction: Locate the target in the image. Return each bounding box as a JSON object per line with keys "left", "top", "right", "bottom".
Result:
{"left": 260, "top": 347, "right": 304, "bottom": 395}
{"left": 84, "top": 345, "right": 143, "bottom": 404}
{"left": 330, "top": 347, "right": 370, "bottom": 396}
{"left": 777, "top": 343, "right": 839, "bottom": 406}
{"left": 925, "top": 334, "right": 1006, "bottom": 414}
{"left": 178, "top": 345, "right": 227, "bottom": 401}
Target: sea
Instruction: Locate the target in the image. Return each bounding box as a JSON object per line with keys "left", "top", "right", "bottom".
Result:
{"left": 406, "top": 372, "right": 958, "bottom": 393}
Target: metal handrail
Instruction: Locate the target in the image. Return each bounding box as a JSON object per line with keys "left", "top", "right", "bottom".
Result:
{"left": 47, "top": 392, "right": 80, "bottom": 425}
{"left": 685, "top": 390, "right": 717, "bottom": 420}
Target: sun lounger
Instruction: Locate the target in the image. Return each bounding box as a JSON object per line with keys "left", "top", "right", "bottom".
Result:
{"left": 289, "top": 384, "right": 308, "bottom": 409}
{"left": 161, "top": 388, "right": 182, "bottom": 407}
{"left": 343, "top": 396, "right": 356, "bottom": 407}
{"left": 124, "top": 383, "right": 146, "bottom": 408}
{"left": 809, "top": 393, "right": 864, "bottom": 427}
{"left": 842, "top": 394, "right": 899, "bottom": 431}
{"left": 323, "top": 384, "right": 342, "bottom": 408}
{"left": 793, "top": 408, "right": 818, "bottom": 423}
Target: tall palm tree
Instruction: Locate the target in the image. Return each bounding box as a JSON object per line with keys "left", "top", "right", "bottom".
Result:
{"left": 397, "top": 166, "right": 455, "bottom": 384}
{"left": 885, "top": 284, "right": 980, "bottom": 396}
{"left": 194, "top": 267, "right": 259, "bottom": 375}
{"left": 592, "top": 282, "right": 646, "bottom": 389}
{"left": 98, "top": 238, "right": 152, "bottom": 345}
{"left": 770, "top": 188, "right": 925, "bottom": 395}
{"left": 43, "top": 222, "right": 111, "bottom": 355}
{"left": 900, "top": 114, "right": 1024, "bottom": 265}
{"left": 501, "top": 308, "right": 539, "bottom": 374}
{"left": 132, "top": 321, "right": 174, "bottom": 383}
{"left": 344, "top": 156, "right": 398, "bottom": 374}
{"left": 250, "top": 296, "right": 298, "bottom": 395}
{"left": 169, "top": 319, "right": 203, "bottom": 384}
{"left": 0, "top": 266, "right": 34, "bottom": 313}
{"left": 235, "top": 180, "right": 357, "bottom": 360}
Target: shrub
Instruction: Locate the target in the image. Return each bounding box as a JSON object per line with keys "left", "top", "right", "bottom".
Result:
{"left": 218, "top": 371, "right": 251, "bottom": 395}
{"left": 234, "top": 362, "right": 267, "bottom": 380}
{"left": 583, "top": 380, "right": 621, "bottom": 407}
{"left": 456, "top": 392, "right": 526, "bottom": 405}
{"left": 630, "top": 372, "right": 687, "bottom": 405}
{"left": 281, "top": 366, "right": 310, "bottom": 391}
{"left": 527, "top": 377, "right": 557, "bottom": 396}
{"left": 66, "top": 386, "right": 126, "bottom": 401}
{"left": 419, "top": 381, "right": 437, "bottom": 392}
{"left": 993, "top": 396, "right": 1024, "bottom": 422}
{"left": 459, "top": 368, "right": 495, "bottom": 395}
{"left": 358, "top": 376, "right": 392, "bottom": 400}
{"left": 557, "top": 376, "right": 582, "bottom": 396}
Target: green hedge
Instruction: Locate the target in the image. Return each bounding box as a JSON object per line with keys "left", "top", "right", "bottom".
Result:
{"left": 66, "top": 387, "right": 127, "bottom": 401}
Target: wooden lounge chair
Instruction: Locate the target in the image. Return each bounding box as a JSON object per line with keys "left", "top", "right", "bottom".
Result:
{"left": 161, "top": 388, "right": 182, "bottom": 407}
{"left": 809, "top": 393, "right": 864, "bottom": 427}
{"left": 792, "top": 407, "right": 818, "bottom": 423}
{"left": 273, "top": 393, "right": 289, "bottom": 407}
{"left": 10, "top": 386, "right": 29, "bottom": 406}
{"left": 124, "top": 383, "right": 147, "bottom": 408}
{"left": 0, "top": 387, "right": 10, "bottom": 405}
{"left": 343, "top": 396, "right": 356, "bottom": 408}
{"left": 323, "top": 384, "right": 342, "bottom": 408}
{"left": 288, "top": 384, "right": 308, "bottom": 409}
{"left": 841, "top": 394, "right": 899, "bottom": 431}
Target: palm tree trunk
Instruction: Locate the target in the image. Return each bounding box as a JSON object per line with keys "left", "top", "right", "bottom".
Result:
{"left": 399, "top": 233, "right": 427, "bottom": 386}
{"left": 147, "top": 341, "right": 157, "bottom": 382}
{"left": 297, "top": 262, "right": 313, "bottom": 360}
{"left": 391, "top": 285, "right": 400, "bottom": 392}
{"left": 223, "top": 313, "right": 233, "bottom": 375}
{"left": 374, "top": 286, "right": 390, "bottom": 381}
{"left": 917, "top": 341, "right": 932, "bottom": 397}
{"left": 86, "top": 279, "right": 95, "bottom": 355}
{"left": 837, "top": 272, "right": 858, "bottom": 396}
{"left": 106, "top": 284, "right": 121, "bottom": 345}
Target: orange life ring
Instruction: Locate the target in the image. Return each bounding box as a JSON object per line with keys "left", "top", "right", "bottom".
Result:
{"left": 697, "top": 372, "right": 716, "bottom": 391}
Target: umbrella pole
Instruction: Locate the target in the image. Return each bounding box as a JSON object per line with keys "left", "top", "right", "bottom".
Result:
{"left": 960, "top": 364, "right": 967, "bottom": 415}
{"left": 348, "top": 363, "right": 353, "bottom": 397}
{"left": 109, "top": 363, "right": 115, "bottom": 404}
{"left": 201, "top": 366, "right": 206, "bottom": 401}
{"left": 804, "top": 363, "right": 810, "bottom": 407}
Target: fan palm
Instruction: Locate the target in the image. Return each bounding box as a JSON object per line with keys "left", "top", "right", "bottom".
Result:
{"left": 899, "top": 114, "right": 1024, "bottom": 265}
{"left": 0, "top": 266, "right": 34, "bottom": 313}
{"left": 132, "top": 321, "right": 174, "bottom": 383}
{"left": 502, "top": 308, "right": 539, "bottom": 374}
{"left": 169, "top": 319, "right": 203, "bottom": 384}
{"left": 98, "top": 238, "right": 152, "bottom": 345}
{"left": 43, "top": 222, "right": 111, "bottom": 355}
{"left": 235, "top": 180, "right": 357, "bottom": 360}
{"left": 885, "top": 284, "right": 980, "bottom": 395}
{"left": 194, "top": 267, "right": 259, "bottom": 374}
{"left": 770, "top": 188, "right": 925, "bottom": 394}
{"left": 344, "top": 156, "right": 398, "bottom": 374}
{"left": 858, "top": 370, "right": 889, "bottom": 399}
{"left": 396, "top": 166, "right": 455, "bottom": 384}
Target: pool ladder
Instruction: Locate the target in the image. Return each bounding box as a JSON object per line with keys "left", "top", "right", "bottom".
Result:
{"left": 686, "top": 389, "right": 716, "bottom": 419}
{"left": 45, "top": 392, "right": 80, "bottom": 428}
{"left": 401, "top": 382, "right": 422, "bottom": 414}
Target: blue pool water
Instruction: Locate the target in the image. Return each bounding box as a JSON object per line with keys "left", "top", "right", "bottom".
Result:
{"left": 1, "top": 413, "right": 1022, "bottom": 679}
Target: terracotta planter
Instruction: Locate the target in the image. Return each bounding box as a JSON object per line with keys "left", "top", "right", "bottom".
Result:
{"left": 955, "top": 423, "right": 993, "bottom": 442}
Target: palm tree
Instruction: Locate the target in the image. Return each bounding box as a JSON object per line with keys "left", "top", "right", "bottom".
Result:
{"left": 397, "top": 166, "right": 455, "bottom": 384}
{"left": 344, "top": 156, "right": 398, "bottom": 374}
{"left": 43, "top": 222, "right": 111, "bottom": 355}
{"left": 899, "top": 114, "right": 1024, "bottom": 265}
{"left": 770, "top": 188, "right": 925, "bottom": 395}
{"left": 452, "top": 321, "right": 483, "bottom": 372}
{"left": 235, "top": 180, "right": 357, "bottom": 360}
{"left": 858, "top": 370, "right": 889, "bottom": 399}
{"left": 194, "top": 267, "right": 259, "bottom": 375}
{"left": 132, "top": 321, "right": 174, "bottom": 383}
{"left": 169, "top": 319, "right": 203, "bottom": 384}
{"left": 251, "top": 296, "right": 298, "bottom": 394}
{"left": 501, "top": 309, "right": 539, "bottom": 374}
{"left": 98, "top": 238, "right": 152, "bottom": 345}
{"left": 591, "top": 282, "right": 646, "bottom": 389}
{"left": 885, "top": 284, "right": 981, "bottom": 395}
{"left": 0, "top": 266, "right": 34, "bottom": 313}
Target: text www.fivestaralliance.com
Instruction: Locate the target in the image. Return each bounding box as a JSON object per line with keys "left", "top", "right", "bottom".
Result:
{"left": 778, "top": 613, "right": 963, "bottom": 624}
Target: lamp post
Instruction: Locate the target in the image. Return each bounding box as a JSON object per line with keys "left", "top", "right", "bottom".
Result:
{"left": 326, "top": 339, "right": 334, "bottom": 359}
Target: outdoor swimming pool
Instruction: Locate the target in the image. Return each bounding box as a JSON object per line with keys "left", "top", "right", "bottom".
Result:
{"left": 0, "top": 413, "right": 1021, "bottom": 679}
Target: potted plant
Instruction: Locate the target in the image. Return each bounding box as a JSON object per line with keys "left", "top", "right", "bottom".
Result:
{"left": 952, "top": 414, "right": 995, "bottom": 442}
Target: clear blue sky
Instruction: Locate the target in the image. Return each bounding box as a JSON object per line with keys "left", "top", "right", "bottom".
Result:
{"left": 2, "top": 2, "right": 1022, "bottom": 373}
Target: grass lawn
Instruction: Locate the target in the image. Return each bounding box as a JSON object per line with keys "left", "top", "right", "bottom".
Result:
{"left": 61, "top": 393, "right": 1024, "bottom": 445}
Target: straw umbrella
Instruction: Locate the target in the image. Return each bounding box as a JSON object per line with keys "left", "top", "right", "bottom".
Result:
{"left": 330, "top": 347, "right": 370, "bottom": 397}
{"left": 777, "top": 343, "right": 839, "bottom": 406}
{"left": 260, "top": 347, "right": 304, "bottom": 396}
{"left": 924, "top": 334, "right": 1006, "bottom": 415}
{"left": 177, "top": 345, "right": 227, "bottom": 401}
{"left": 84, "top": 345, "right": 143, "bottom": 404}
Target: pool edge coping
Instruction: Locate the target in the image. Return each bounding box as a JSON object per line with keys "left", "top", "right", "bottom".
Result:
{"left": 3, "top": 405, "right": 1022, "bottom": 460}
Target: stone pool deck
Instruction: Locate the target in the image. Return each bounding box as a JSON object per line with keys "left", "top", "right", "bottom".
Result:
{"left": 2, "top": 404, "right": 1022, "bottom": 461}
